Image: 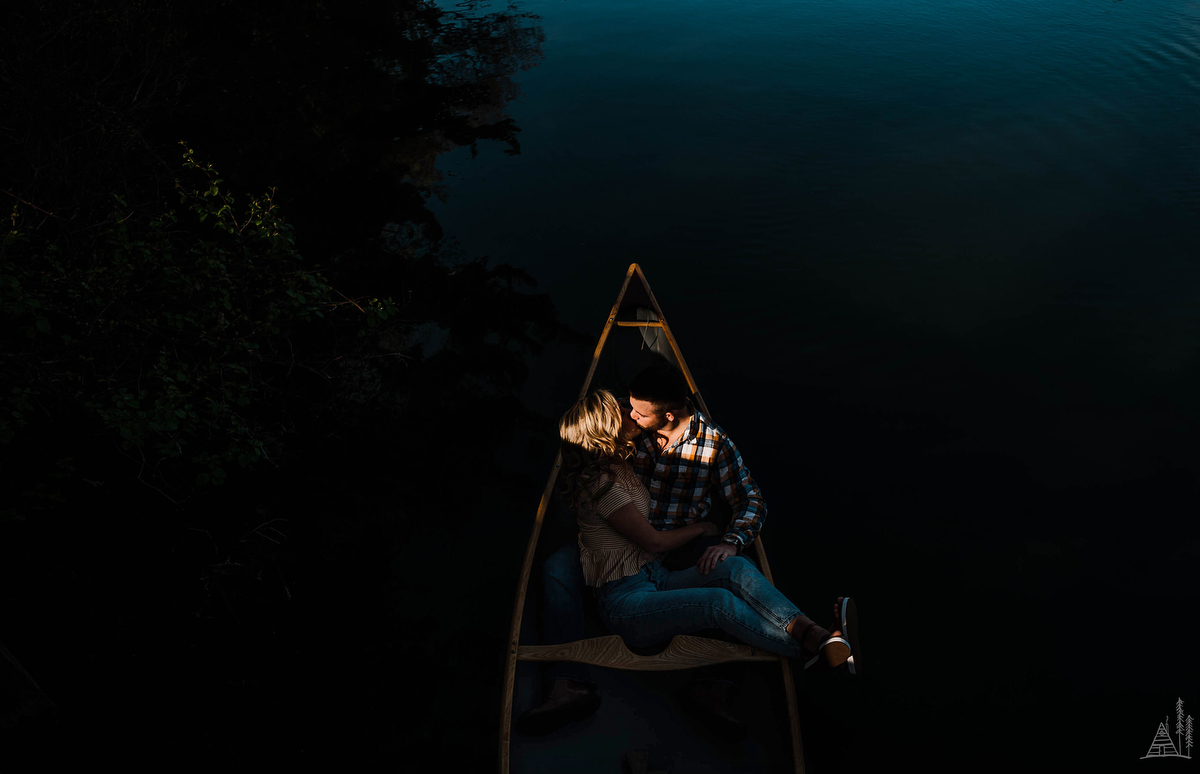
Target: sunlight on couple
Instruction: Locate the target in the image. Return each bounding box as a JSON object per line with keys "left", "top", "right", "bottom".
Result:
{"left": 516, "top": 362, "right": 861, "bottom": 739}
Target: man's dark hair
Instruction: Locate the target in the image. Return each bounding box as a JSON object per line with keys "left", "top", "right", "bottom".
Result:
{"left": 629, "top": 362, "right": 692, "bottom": 417}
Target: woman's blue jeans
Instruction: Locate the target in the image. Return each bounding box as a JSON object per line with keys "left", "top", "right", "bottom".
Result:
{"left": 595, "top": 556, "right": 805, "bottom": 658}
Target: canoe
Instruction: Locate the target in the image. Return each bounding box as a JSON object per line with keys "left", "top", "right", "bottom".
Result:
{"left": 500, "top": 263, "right": 805, "bottom": 773}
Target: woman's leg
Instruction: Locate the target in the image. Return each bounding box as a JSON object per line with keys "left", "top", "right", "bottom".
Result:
{"left": 597, "top": 562, "right": 803, "bottom": 658}
{"left": 658, "top": 556, "right": 803, "bottom": 633}
{"left": 656, "top": 555, "right": 839, "bottom": 659}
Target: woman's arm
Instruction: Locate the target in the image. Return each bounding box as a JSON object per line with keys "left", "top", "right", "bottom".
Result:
{"left": 605, "top": 503, "right": 719, "bottom": 553}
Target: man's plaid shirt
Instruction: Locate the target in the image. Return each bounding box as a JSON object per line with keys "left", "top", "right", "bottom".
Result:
{"left": 629, "top": 409, "right": 766, "bottom": 549}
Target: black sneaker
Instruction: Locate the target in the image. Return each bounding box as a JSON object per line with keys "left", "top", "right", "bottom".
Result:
{"left": 514, "top": 680, "right": 601, "bottom": 736}
{"left": 676, "top": 679, "right": 747, "bottom": 742}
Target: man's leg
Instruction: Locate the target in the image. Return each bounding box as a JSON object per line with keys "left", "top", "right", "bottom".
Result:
{"left": 515, "top": 541, "right": 599, "bottom": 736}
{"left": 541, "top": 541, "right": 589, "bottom": 683}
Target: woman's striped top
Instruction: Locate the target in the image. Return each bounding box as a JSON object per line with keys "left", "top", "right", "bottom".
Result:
{"left": 577, "top": 459, "right": 659, "bottom": 587}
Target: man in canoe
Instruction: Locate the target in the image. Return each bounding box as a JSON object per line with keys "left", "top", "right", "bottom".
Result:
{"left": 516, "top": 362, "right": 859, "bottom": 738}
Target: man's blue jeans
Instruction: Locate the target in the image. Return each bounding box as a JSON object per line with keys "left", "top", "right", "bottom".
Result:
{"left": 595, "top": 557, "right": 805, "bottom": 658}
{"left": 542, "top": 541, "right": 589, "bottom": 683}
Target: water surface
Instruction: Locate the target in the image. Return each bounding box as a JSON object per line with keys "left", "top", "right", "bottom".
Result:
{"left": 431, "top": 0, "right": 1200, "bottom": 766}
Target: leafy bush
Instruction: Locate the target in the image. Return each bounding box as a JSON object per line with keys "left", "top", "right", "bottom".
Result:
{"left": 1, "top": 147, "right": 395, "bottom": 505}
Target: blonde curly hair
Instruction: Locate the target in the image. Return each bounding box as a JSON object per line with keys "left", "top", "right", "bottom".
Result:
{"left": 557, "top": 389, "right": 636, "bottom": 511}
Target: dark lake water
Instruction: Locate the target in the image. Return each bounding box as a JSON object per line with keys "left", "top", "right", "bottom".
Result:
{"left": 426, "top": 0, "right": 1200, "bottom": 769}
{"left": 433, "top": 0, "right": 1200, "bottom": 484}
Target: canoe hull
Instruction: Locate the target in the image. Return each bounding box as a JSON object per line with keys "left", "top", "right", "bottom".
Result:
{"left": 501, "top": 265, "right": 804, "bottom": 773}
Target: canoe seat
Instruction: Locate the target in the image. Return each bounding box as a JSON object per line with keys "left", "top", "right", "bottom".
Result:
{"left": 516, "top": 634, "right": 779, "bottom": 671}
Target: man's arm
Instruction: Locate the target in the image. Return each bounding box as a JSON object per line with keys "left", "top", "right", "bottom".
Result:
{"left": 713, "top": 435, "right": 766, "bottom": 549}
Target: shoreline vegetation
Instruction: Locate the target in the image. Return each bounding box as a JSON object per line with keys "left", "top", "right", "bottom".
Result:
{"left": 1, "top": 0, "right": 581, "bottom": 764}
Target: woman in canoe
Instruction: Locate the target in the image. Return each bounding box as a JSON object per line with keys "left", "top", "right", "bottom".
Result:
{"left": 558, "top": 389, "right": 853, "bottom": 666}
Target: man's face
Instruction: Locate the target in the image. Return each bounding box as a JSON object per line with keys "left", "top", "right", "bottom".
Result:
{"left": 628, "top": 397, "right": 668, "bottom": 433}
{"left": 618, "top": 404, "right": 640, "bottom": 440}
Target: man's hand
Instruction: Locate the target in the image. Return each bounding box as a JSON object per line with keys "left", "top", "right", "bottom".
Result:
{"left": 697, "top": 542, "right": 738, "bottom": 575}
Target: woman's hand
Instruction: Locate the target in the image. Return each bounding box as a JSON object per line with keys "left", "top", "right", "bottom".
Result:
{"left": 698, "top": 520, "right": 721, "bottom": 537}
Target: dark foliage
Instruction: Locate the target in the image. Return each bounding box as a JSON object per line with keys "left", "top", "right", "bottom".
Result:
{"left": 1, "top": 0, "right": 579, "bottom": 766}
